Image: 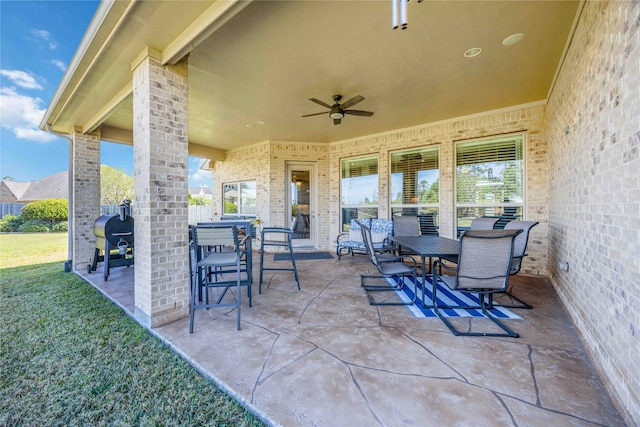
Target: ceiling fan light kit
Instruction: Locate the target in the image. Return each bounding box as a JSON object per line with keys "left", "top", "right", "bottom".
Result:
{"left": 302, "top": 94, "right": 373, "bottom": 126}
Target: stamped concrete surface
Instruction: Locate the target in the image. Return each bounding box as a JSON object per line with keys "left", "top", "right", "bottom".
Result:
{"left": 80, "top": 251, "right": 626, "bottom": 427}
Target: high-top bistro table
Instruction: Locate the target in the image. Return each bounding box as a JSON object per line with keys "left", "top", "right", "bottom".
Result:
{"left": 390, "top": 235, "right": 459, "bottom": 303}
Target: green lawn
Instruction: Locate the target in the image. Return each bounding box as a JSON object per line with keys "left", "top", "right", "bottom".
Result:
{"left": 0, "top": 236, "right": 266, "bottom": 426}
{"left": 0, "top": 233, "right": 68, "bottom": 269}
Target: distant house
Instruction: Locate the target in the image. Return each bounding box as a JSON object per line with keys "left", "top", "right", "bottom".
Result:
{"left": 0, "top": 171, "right": 68, "bottom": 203}
{"left": 188, "top": 184, "right": 212, "bottom": 201}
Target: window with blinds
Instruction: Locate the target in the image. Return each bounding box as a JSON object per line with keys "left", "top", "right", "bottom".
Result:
{"left": 223, "top": 180, "right": 257, "bottom": 216}
{"left": 340, "top": 156, "right": 378, "bottom": 230}
{"left": 455, "top": 135, "right": 524, "bottom": 232}
{"left": 390, "top": 147, "right": 439, "bottom": 223}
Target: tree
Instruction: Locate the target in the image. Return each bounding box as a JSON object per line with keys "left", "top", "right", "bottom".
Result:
{"left": 101, "top": 165, "right": 134, "bottom": 204}
{"left": 189, "top": 195, "right": 211, "bottom": 206}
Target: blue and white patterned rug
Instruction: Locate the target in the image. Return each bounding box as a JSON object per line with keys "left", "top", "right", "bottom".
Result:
{"left": 388, "top": 276, "right": 522, "bottom": 319}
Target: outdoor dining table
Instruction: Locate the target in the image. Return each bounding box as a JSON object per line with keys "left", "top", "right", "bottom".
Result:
{"left": 390, "top": 235, "right": 459, "bottom": 294}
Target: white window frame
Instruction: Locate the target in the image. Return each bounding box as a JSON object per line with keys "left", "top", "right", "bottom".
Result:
{"left": 340, "top": 155, "right": 379, "bottom": 231}
{"left": 389, "top": 146, "right": 440, "bottom": 217}
{"left": 223, "top": 180, "right": 257, "bottom": 217}
{"left": 454, "top": 133, "right": 526, "bottom": 232}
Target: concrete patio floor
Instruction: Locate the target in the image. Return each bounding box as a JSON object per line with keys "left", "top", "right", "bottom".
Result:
{"left": 78, "top": 251, "right": 626, "bottom": 427}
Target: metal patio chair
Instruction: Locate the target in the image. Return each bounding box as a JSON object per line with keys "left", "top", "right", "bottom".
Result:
{"left": 430, "top": 229, "right": 522, "bottom": 337}
{"left": 494, "top": 220, "right": 540, "bottom": 308}
{"left": 190, "top": 224, "right": 251, "bottom": 332}
{"left": 392, "top": 215, "right": 421, "bottom": 257}
{"left": 418, "top": 213, "right": 439, "bottom": 236}
{"left": 441, "top": 216, "right": 502, "bottom": 265}
{"left": 259, "top": 227, "right": 301, "bottom": 293}
{"left": 358, "top": 220, "right": 419, "bottom": 306}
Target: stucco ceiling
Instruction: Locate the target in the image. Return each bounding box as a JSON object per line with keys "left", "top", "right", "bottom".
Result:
{"left": 43, "top": 0, "right": 581, "bottom": 155}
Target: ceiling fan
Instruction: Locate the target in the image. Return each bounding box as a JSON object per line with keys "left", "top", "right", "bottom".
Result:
{"left": 302, "top": 95, "right": 374, "bottom": 125}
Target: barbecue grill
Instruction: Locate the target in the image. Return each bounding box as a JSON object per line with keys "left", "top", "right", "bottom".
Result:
{"left": 88, "top": 200, "right": 134, "bottom": 280}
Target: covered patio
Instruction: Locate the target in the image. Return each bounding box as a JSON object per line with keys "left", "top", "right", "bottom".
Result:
{"left": 41, "top": 0, "right": 639, "bottom": 424}
{"left": 82, "top": 253, "right": 625, "bottom": 426}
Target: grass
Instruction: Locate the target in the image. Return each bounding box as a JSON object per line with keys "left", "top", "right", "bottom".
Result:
{"left": 0, "top": 236, "right": 266, "bottom": 426}
{"left": 0, "top": 233, "right": 68, "bottom": 268}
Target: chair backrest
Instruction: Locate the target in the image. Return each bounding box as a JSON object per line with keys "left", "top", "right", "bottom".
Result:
{"left": 347, "top": 218, "right": 371, "bottom": 242}
{"left": 194, "top": 224, "right": 239, "bottom": 249}
{"left": 470, "top": 217, "right": 500, "bottom": 230}
{"left": 418, "top": 213, "right": 438, "bottom": 235}
{"left": 357, "top": 220, "right": 380, "bottom": 268}
{"left": 454, "top": 229, "right": 521, "bottom": 290}
{"left": 393, "top": 216, "right": 420, "bottom": 237}
{"left": 504, "top": 220, "right": 539, "bottom": 274}
{"left": 370, "top": 219, "right": 393, "bottom": 243}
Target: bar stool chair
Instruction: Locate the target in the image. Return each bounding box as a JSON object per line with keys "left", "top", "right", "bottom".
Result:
{"left": 190, "top": 224, "right": 251, "bottom": 332}
{"left": 259, "top": 227, "right": 301, "bottom": 293}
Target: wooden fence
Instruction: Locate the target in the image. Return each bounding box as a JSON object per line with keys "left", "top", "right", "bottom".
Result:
{"left": 0, "top": 203, "right": 26, "bottom": 218}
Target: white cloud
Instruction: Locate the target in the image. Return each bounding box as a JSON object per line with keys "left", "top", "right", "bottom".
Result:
{"left": 31, "top": 28, "right": 57, "bottom": 50}
{"left": 31, "top": 29, "right": 50, "bottom": 40}
{"left": 51, "top": 60, "right": 66, "bottom": 71}
{"left": 0, "top": 70, "right": 42, "bottom": 90}
{"left": 191, "top": 169, "right": 212, "bottom": 184}
{"left": 0, "top": 87, "right": 55, "bottom": 143}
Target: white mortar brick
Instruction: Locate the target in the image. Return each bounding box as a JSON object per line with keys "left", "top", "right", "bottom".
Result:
{"left": 547, "top": 1, "right": 639, "bottom": 424}
{"left": 133, "top": 54, "right": 189, "bottom": 327}
{"left": 71, "top": 131, "right": 101, "bottom": 271}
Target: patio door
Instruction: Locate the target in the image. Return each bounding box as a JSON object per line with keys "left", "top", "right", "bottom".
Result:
{"left": 287, "top": 163, "right": 316, "bottom": 248}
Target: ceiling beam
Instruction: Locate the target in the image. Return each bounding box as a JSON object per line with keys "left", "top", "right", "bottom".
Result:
{"left": 162, "top": 0, "right": 253, "bottom": 65}
{"left": 189, "top": 144, "right": 226, "bottom": 161}
{"left": 100, "top": 125, "right": 133, "bottom": 145}
{"left": 99, "top": 128, "right": 226, "bottom": 163}
{"left": 83, "top": 82, "right": 132, "bottom": 134}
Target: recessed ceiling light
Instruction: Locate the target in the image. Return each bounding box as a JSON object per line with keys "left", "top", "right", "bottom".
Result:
{"left": 503, "top": 33, "right": 525, "bottom": 46}
{"left": 464, "top": 47, "right": 482, "bottom": 58}
{"left": 256, "top": 120, "right": 266, "bottom": 125}
{"left": 245, "top": 123, "right": 254, "bottom": 128}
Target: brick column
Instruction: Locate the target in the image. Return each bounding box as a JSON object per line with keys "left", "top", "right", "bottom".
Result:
{"left": 132, "top": 48, "right": 190, "bottom": 328}
{"left": 70, "top": 129, "right": 101, "bottom": 272}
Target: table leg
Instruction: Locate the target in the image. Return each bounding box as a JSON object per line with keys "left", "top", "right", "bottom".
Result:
{"left": 420, "top": 255, "right": 434, "bottom": 309}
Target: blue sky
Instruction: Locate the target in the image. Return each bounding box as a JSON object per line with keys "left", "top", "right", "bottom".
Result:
{"left": 0, "top": 0, "right": 211, "bottom": 188}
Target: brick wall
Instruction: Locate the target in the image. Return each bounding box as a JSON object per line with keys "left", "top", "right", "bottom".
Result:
{"left": 71, "top": 130, "right": 101, "bottom": 270}
{"left": 215, "top": 104, "right": 549, "bottom": 274}
{"left": 212, "top": 141, "right": 332, "bottom": 246}
{"left": 547, "top": 1, "right": 639, "bottom": 424}
{"left": 330, "top": 104, "right": 549, "bottom": 275}
{"left": 132, "top": 53, "right": 190, "bottom": 328}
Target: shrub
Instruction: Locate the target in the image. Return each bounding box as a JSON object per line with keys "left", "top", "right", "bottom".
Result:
{"left": 20, "top": 199, "right": 68, "bottom": 222}
{"left": 0, "top": 214, "right": 22, "bottom": 232}
{"left": 51, "top": 221, "right": 68, "bottom": 232}
{"left": 18, "top": 220, "right": 51, "bottom": 233}
{"left": 224, "top": 201, "right": 238, "bottom": 213}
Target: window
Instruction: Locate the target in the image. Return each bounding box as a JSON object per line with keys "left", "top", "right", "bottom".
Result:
{"left": 390, "top": 147, "right": 440, "bottom": 233}
{"left": 455, "top": 135, "right": 524, "bottom": 233}
{"left": 340, "top": 156, "right": 378, "bottom": 231}
{"left": 223, "top": 181, "right": 257, "bottom": 216}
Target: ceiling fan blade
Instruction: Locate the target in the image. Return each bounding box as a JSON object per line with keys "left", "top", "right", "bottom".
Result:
{"left": 333, "top": 118, "right": 342, "bottom": 125}
{"left": 308, "top": 98, "right": 332, "bottom": 109}
{"left": 341, "top": 95, "right": 364, "bottom": 109}
{"left": 302, "top": 112, "right": 328, "bottom": 117}
{"left": 345, "top": 109, "right": 374, "bottom": 117}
